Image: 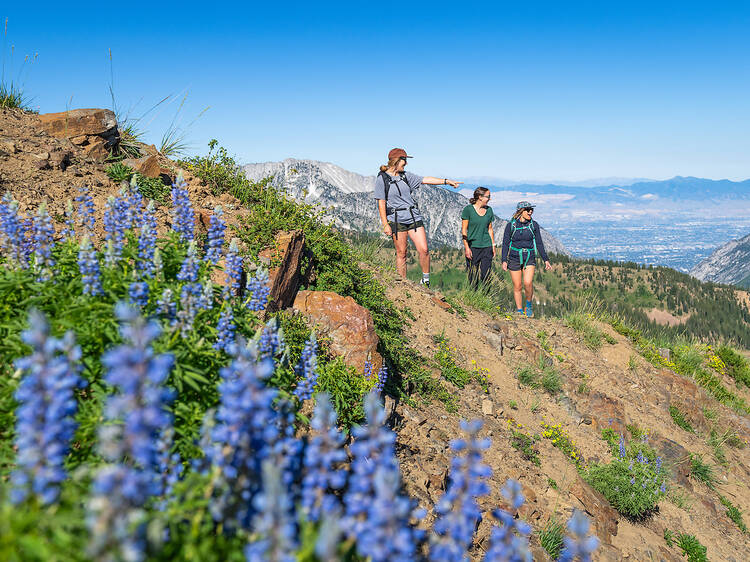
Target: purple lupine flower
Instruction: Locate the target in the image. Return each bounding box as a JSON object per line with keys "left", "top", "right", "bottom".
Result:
{"left": 10, "top": 310, "right": 83, "bottom": 505}
{"left": 61, "top": 199, "right": 75, "bottom": 240}
{"left": 482, "top": 479, "right": 533, "bottom": 561}
{"left": 315, "top": 511, "right": 344, "bottom": 561}
{"left": 618, "top": 435, "right": 626, "bottom": 459}
{"left": 78, "top": 235, "right": 103, "bottom": 296}
{"left": 375, "top": 364, "right": 388, "bottom": 393}
{"left": 0, "top": 192, "right": 28, "bottom": 268}
{"left": 177, "top": 241, "right": 200, "bottom": 283}
{"left": 32, "top": 203, "right": 55, "bottom": 281}
{"left": 137, "top": 201, "right": 158, "bottom": 278}
{"left": 245, "top": 461, "right": 297, "bottom": 562}
{"left": 103, "top": 195, "right": 127, "bottom": 268}
{"left": 87, "top": 303, "right": 174, "bottom": 561}
{"left": 293, "top": 335, "right": 318, "bottom": 401}
{"left": 153, "top": 247, "right": 164, "bottom": 280}
{"left": 213, "top": 307, "right": 236, "bottom": 352}
{"left": 655, "top": 456, "right": 662, "bottom": 472}
{"left": 201, "top": 342, "right": 278, "bottom": 530}
{"left": 156, "top": 288, "right": 176, "bottom": 321}
{"left": 175, "top": 282, "right": 204, "bottom": 336}
{"left": 255, "top": 317, "right": 284, "bottom": 360}
{"left": 558, "top": 509, "right": 600, "bottom": 562}
{"left": 271, "top": 398, "right": 303, "bottom": 499}
{"left": 223, "top": 238, "right": 244, "bottom": 299}
{"left": 205, "top": 205, "right": 226, "bottom": 265}
{"left": 636, "top": 451, "right": 647, "bottom": 465}
{"left": 19, "top": 217, "right": 34, "bottom": 267}
{"left": 125, "top": 181, "right": 144, "bottom": 230}
{"left": 170, "top": 174, "right": 194, "bottom": 242}
{"left": 430, "top": 419, "right": 492, "bottom": 561}
{"left": 199, "top": 280, "right": 214, "bottom": 310}
{"left": 343, "top": 392, "right": 399, "bottom": 542}
{"left": 660, "top": 482, "right": 667, "bottom": 494}
{"left": 74, "top": 187, "right": 95, "bottom": 235}
{"left": 129, "top": 281, "right": 149, "bottom": 308}
{"left": 155, "top": 427, "right": 183, "bottom": 510}
{"left": 301, "top": 393, "right": 347, "bottom": 522}
{"left": 245, "top": 268, "right": 271, "bottom": 312}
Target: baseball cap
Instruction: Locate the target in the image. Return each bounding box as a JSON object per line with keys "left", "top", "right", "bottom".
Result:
{"left": 516, "top": 201, "right": 536, "bottom": 210}
{"left": 388, "top": 148, "right": 413, "bottom": 160}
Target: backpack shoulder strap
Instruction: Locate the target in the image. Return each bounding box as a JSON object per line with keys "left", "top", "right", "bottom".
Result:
{"left": 378, "top": 171, "right": 391, "bottom": 202}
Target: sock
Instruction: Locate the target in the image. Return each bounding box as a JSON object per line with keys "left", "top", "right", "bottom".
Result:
{"left": 422, "top": 273, "right": 430, "bottom": 282}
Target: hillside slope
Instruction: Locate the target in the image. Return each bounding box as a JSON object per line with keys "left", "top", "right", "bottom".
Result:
{"left": 691, "top": 231, "right": 750, "bottom": 286}
{"left": 382, "top": 275, "right": 750, "bottom": 560}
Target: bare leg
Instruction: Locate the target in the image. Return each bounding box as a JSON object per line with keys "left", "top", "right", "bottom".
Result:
{"left": 392, "top": 230, "right": 409, "bottom": 278}
{"left": 523, "top": 265, "right": 536, "bottom": 302}
{"left": 510, "top": 269, "right": 523, "bottom": 310}
{"left": 407, "top": 226, "right": 430, "bottom": 274}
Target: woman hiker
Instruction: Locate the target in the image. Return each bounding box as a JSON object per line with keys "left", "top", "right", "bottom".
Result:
{"left": 501, "top": 201, "right": 552, "bottom": 317}
{"left": 374, "top": 148, "right": 462, "bottom": 287}
{"left": 461, "top": 187, "right": 496, "bottom": 287}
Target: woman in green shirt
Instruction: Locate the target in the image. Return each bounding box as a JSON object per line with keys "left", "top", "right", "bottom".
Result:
{"left": 461, "top": 187, "right": 496, "bottom": 286}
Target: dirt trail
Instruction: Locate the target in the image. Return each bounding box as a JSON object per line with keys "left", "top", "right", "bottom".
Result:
{"left": 382, "top": 275, "right": 750, "bottom": 560}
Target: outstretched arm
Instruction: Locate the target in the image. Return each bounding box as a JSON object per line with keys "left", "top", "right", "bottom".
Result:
{"left": 422, "top": 176, "right": 463, "bottom": 189}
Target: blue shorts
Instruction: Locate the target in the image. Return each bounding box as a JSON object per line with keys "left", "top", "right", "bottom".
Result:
{"left": 507, "top": 249, "right": 536, "bottom": 271}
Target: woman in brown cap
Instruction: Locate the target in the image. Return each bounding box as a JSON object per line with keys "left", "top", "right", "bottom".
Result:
{"left": 374, "top": 148, "right": 462, "bottom": 287}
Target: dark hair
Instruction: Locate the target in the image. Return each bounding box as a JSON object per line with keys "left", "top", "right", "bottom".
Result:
{"left": 469, "top": 186, "right": 489, "bottom": 205}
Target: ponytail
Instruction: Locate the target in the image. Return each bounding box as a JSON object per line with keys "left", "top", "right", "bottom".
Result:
{"left": 469, "top": 186, "right": 489, "bottom": 205}
{"left": 380, "top": 157, "right": 400, "bottom": 173}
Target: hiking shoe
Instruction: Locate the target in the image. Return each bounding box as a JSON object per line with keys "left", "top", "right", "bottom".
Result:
{"left": 526, "top": 305, "right": 534, "bottom": 318}
{"left": 420, "top": 278, "right": 430, "bottom": 289}
{"left": 515, "top": 308, "right": 525, "bottom": 316}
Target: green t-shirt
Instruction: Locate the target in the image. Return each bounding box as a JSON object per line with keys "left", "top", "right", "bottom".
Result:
{"left": 461, "top": 204, "right": 494, "bottom": 248}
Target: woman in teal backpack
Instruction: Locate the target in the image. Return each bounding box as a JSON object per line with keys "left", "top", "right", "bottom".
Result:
{"left": 461, "top": 187, "right": 496, "bottom": 287}
{"left": 501, "top": 201, "right": 552, "bottom": 317}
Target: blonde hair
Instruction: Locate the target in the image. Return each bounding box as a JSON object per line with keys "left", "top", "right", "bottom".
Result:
{"left": 511, "top": 208, "right": 525, "bottom": 221}
{"left": 379, "top": 157, "right": 401, "bottom": 173}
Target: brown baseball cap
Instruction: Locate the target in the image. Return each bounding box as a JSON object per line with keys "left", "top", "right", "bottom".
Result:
{"left": 388, "top": 148, "right": 413, "bottom": 160}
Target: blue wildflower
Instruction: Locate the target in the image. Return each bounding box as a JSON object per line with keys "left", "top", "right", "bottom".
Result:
{"left": 245, "top": 268, "right": 271, "bottom": 312}
{"left": 618, "top": 435, "right": 626, "bottom": 459}
{"left": 156, "top": 288, "right": 176, "bottom": 321}
{"left": 10, "top": 310, "right": 83, "bottom": 505}
{"left": 205, "top": 205, "right": 226, "bottom": 265}
{"left": 177, "top": 241, "right": 200, "bottom": 283}
{"left": 103, "top": 195, "right": 127, "bottom": 268}
{"left": 61, "top": 199, "right": 75, "bottom": 240}
{"left": 129, "top": 281, "right": 149, "bottom": 308}
{"left": 78, "top": 235, "right": 103, "bottom": 296}
{"left": 482, "top": 479, "right": 533, "bottom": 561}
{"left": 170, "top": 174, "right": 194, "bottom": 242}
{"left": 213, "top": 306, "right": 236, "bottom": 352}
{"left": 293, "top": 335, "right": 318, "bottom": 401}
{"left": 137, "top": 201, "right": 158, "bottom": 278}
{"left": 31, "top": 203, "right": 55, "bottom": 281}
{"left": 301, "top": 393, "right": 347, "bottom": 522}
{"left": 74, "top": 187, "right": 95, "bottom": 234}
{"left": 558, "top": 509, "right": 600, "bottom": 562}
{"left": 0, "top": 192, "right": 28, "bottom": 268}
{"left": 223, "top": 238, "right": 243, "bottom": 299}
{"left": 430, "top": 419, "right": 492, "bottom": 561}
{"left": 175, "top": 282, "right": 203, "bottom": 336}
{"left": 255, "top": 317, "right": 284, "bottom": 360}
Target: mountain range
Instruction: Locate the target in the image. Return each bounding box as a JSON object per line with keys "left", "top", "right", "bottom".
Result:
{"left": 690, "top": 231, "right": 750, "bottom": 287}
{"left": 242, "top": 159, "right": 569, "bottom": 254}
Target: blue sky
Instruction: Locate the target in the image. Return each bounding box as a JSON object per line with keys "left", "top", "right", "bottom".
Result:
{"left": 2, "top": 1, "right": 749, "bottom": 181}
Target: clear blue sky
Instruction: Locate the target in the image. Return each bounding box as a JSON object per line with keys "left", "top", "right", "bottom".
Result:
{"left": 3, "top": 1, "right": 749, "bottom": 181}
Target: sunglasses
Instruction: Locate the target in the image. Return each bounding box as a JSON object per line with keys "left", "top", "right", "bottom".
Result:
{"left": 524, "top": 208, "right": 534, "bottom": 213}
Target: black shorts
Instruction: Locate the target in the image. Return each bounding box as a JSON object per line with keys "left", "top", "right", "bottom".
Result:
{"left": 507, "top": 249, "right": 536, "bottom": 271}
{"left": 389, "top": 220, "right": 424, "bottom": 233}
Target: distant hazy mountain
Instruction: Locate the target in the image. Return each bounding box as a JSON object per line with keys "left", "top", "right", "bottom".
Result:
{"left": 243, "top": 158, "right": 569, "bottom": 254}
{"left": 690, "top": 232, "right": 750, "bottom": 286}
{"left": 461, "top": 176, "right": 653, "bottom": 188}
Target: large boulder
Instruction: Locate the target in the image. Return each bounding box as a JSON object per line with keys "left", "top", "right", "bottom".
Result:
{"left": 569, "top": 476, "right": 619, "bottom": 545}
{"left": 38, "top": 108, "right": 119, "bottom": 161}
{"left": 293, "top": 290, "right": 382, "bottom": 374}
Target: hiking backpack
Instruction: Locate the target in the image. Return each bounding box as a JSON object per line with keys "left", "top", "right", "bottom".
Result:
{"left": 509, "top": 218, "right": 539, "bottom": 268}
{"left": 377, "top": 171, "right": 420, "bottom": 232}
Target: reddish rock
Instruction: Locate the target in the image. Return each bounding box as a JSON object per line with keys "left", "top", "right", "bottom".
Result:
{"left": 136, "top": 154, "right": 162, "bottom": 178}
{"left": 38, "top": 108, "right": 118, "bottom": 139}
{"left": 432, "top": 296, "right": 452, "bottom": 311}
{"left": 80, "top": 136, "right": 110, "bottom": 160}
{"left": 569, "top": 476, "right": 619, "bottom": 545}
{"left": 293, "top": 290, "right": 383, "bottom": 374}
{"left": 586, "top": 391, "right": 627, "bottom": 435}
{"left": 266, "top": 230, "right": 305, "bottom": 312}
{"left": 49, "top": 149, "right": 72, "bottom": 170}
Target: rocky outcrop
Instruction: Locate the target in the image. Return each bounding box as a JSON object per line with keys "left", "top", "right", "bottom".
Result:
{"left": 259, "top": 230, "right": 306, "bottom": 312}
{"left": 38, "top": 108, "right": 119, "bottom": 161}
{"left": 244, "top": 158, "right": 569, "bottom": 253}
{"left": 690, "top": 231, "right": 750, "bottom": 286}
{"left": 292, "top": 290, "right": 382, "bottom": 374}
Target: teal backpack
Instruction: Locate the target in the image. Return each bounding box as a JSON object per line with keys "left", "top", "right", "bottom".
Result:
{"left": 509, "top": 219, "right": 538, "bottom": 268}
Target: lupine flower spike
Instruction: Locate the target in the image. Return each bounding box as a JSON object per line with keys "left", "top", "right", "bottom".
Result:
{"left": 483, "top": 479, "right": 532, "bottom": 561}
{"left": 32, "top": 202, "right": 56, "bottom": 281}
{"left": 246, "top": 268, "right": 271, "bottom": 311}
{"left": 170, "top": 174, "right": 195, "bottom": 242}
{"left": 224, "top": 238, "right": 243, "bottom": 298}
{"left": 10, "top": 310, "right": 83, "bottom": 505}
{"left": 293, "top": 334, "right": 318, "bottom": 401}
{"left": 78, "top": 235, "right": 103, "bottom": 296}
{"left": 205, "top": 205, "right": 226, "bottom": 265}
{"left": 558, "top": 509, "right": 600, "bottom": 562}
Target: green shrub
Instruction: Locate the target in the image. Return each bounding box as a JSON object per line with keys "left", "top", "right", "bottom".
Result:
{"left": 510, "top": 429, "right": 540, "bottom": 466}
{"left": 716, "top": 345, "right": 750, "bottom": 387}
{"left": 541, "top": 365, "right": 562, "bottom": 394}
{"left": 669, "top": 405, "right": 695, "bottom": 433}
{"left": 586, "top": 433, "right": 666, "bottom": 518}
{"left": 517, "top": 365, "right": 538, "bottom": 387}
{"left": 689, "top": 454, "right": 715, "bottom": 488}
{"left": 675, "top": 533, "right": 708, "bottom": 562}
{"left": 105, "top": 162, "right": 134, "bottom": 182}
{"left": 539, "top": 517, "right": 564, "bottom": 559}
{"left": 433, "top": 335, "right": 472, "bottom": 388}
{"left": 719, "top": 495, "right": 748, "bottom": 533}
{"left": 134, "top": 173, "right": 170, "bottom": 202}
{"left": 565, "top": 312, "right": 605, "bottom": 350}
{"left": 0, "top": 82, "right": 30, "bottom": 110}
{"left": 663, "top": 528, "right": 674, "bottom": 547}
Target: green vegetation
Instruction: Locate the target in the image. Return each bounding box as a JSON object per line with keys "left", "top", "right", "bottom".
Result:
{"left": 564, "top": 312, "right": 612, "bottom": 350}
{"left": 104, "top": 164, "right": 170, "bottom": 202}
{"left": 675, "top": 533, "right": 708, "bottom": 562}
{"left": 663, "top": 528, "right": 674, "bottom": 547}
{"left": 669, "top": 405, "right": 695, "bottom": 433}
{"left": 0, "top": 81, "right": 30, "bottom": 110}
{"left": 586, "top": 433, "right": 667, "bottom": 518}
{"left": 547, "top": 477, "right": 558, "bottom": 490}
{"left": 689, "top": 454, "right": 715, "bottom": 488}
{"left": 433, "top": 334, "right": 472, "bottom": 388}
{"left": 515, "top": 357, "right": 563, "bottom": 395}
{"left": 715, "top": 345, "right": 750, "bottom": 387}
{"left": 510, "top": 428, "right": 541, "bottom": 466}
{"left": 668, "top": 489, "right": 693, "bottom": 511}
{"left": 541, "top": 421, "right": 584, "bottom": 469}
{"left": 539, "top": 517, "right": 565, "bottom": 559}
{"left": 719, "top": 495, "right": 747, "bottom": 534}
{"left": 105, "top": 162, "right": 134, "bottom": 182}
{"left": 180, "top": 141, "right": 456, "bottom": 413}
{"left": 509, "top": 399, "right": 518, "bottom": 410}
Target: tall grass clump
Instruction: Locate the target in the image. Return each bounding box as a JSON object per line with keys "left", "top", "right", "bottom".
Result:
{"left": 1, "top": 18, "right": 36, "bottom": 111}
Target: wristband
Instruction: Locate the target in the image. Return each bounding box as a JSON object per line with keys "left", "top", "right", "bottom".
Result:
{"left": 462, "top": 235, "right": 468, "bottom": 241}
{"left": 444, "top": 178, "right": 447, "bottom": 184}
